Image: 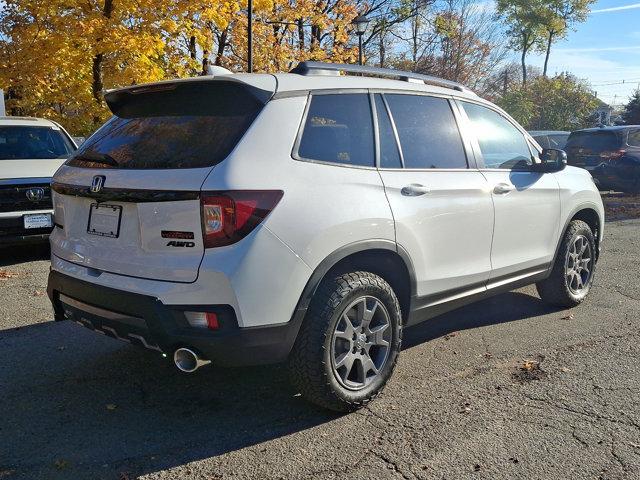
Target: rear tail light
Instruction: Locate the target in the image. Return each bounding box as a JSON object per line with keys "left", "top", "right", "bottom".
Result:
{"left": 200, "top": 190, "right": 283, "bottom": 248}
{"left": 600, "top": 149, "right": 626, "bottom": 161}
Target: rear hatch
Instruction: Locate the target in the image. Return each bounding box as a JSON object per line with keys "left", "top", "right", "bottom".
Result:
{"left": 51, "top": 78, "right": 273, "bottom": 283}
{"left": 565, "top": 130, "right": 621, "bottom": 169}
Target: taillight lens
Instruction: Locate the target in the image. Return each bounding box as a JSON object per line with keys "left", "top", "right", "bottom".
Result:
{"left": 201, "top": 190, "right": 283, "bottom": 248}
{"left": 600, "top": 149, "right": 626, "bottom": 161}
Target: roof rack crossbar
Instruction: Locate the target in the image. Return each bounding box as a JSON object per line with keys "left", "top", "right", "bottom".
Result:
{"left": 290, "top": 61, "right": 473, "bottom": 94}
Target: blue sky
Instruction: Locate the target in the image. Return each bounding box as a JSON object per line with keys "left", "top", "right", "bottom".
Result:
{"left": 512, "top": 0, "right": 640, "bottom": 106}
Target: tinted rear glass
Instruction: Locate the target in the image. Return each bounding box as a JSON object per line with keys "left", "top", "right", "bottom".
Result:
{"left": 66, "top": 82, "right": 263, "bottom": 169}
{"left": 0, "top": 126, "right": 75, "bottom": 160}
{"left": 297, "top": 93, "right": 374, "bottom": 167}
{"left": 566, "top": 131, "right": 619, "bottom": 152}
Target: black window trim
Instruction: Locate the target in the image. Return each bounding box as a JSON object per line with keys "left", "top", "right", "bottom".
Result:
{"left": 291, "top": 89, "right": 500, "bottom": 172}
{"left": 454, "top": 98, "right": 540, "bottom": 171}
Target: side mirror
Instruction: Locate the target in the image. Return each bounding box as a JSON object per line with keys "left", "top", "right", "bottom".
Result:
{"left": 534, "top": 148, "right": 567, "bottom": 173}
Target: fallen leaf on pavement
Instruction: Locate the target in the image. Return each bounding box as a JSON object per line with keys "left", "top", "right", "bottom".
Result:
{"left": 33, "top": 290, "right": 45, "bottom": 297}
{"left": 561, "top": 313, "right": 574, "bottom": 320}
{"left": 106, "top": 404, "right": 117, "bottom": 411}
{"left": 521, "top": 360, "right": 539, "bottom": 372}
{"left": 0, "top": 270, "right": 19, "bottom": 279}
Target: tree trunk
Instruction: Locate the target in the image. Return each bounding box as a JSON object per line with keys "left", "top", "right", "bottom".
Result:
{"left": 520, "top": 33, "right": 528, "bottom": 87}
{"left": 543, "top": 30, "right": 554, "bottom": 77}
{"left": 91, "top": 0, "right": 114, "bottom": 116}
{"left": 214, "top": 28, "right": 228, "bottom": 66}
{"left": 297, "top": 19, "right": 305, "bottom": 50}
{"left": 189, "top": 36, "right": 197, "bottom": 60}
{"left": 379, "top": 31, "right": 386, "bottom": 68}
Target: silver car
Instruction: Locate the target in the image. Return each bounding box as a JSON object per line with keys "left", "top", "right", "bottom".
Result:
{"left": 47, "top": 62, "right": 604, "bottom": 411}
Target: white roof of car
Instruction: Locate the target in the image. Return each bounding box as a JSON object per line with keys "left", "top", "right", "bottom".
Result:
{"left": 0, "top": 116, "right": 62, "bottom": 128}
{"left": 105, "top": 63, "right": 482, "bottom": 104}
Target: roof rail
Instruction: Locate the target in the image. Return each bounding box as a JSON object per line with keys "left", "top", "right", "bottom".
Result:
{"left": 290, "top": 61, "right": 474, "bottom": 94}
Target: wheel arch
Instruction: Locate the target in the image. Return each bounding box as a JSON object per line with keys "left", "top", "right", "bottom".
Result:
{"left": 290, "top": 240, "right": 416, "bottom": 327}
{"left": 553, "top": 204, "right": 603, "bottom": 265}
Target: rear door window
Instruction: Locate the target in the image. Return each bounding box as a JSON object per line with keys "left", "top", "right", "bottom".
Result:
{"left": 374, "top": 94, "right": 402, "bottom": 169}
{"left": 297, "top": 93, "right": 374, "bottom": 167}
{"left": 384, "top": 94, "right": 467, "bottom": 169}
{"left": 66, "top": 82, "right": 263, "bottom": 169}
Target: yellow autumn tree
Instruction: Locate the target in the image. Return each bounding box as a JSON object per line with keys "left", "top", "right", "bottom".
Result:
{"left": 0, "top": 0, "right": 361, "bottom": 135}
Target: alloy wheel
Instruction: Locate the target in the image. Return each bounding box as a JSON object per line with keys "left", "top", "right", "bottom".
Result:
{"left": 565, "top": 234, "right": 593, "bottom": 295}
{"left": 330, "top": 296, "right": 392, "bottom": 391}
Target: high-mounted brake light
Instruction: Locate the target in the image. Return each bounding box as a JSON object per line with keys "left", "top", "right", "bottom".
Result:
{"left": 201, "top": 190, "right": 283, "bottom": 248}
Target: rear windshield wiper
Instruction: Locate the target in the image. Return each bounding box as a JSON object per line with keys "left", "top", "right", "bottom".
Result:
{"left": 71, "top": 151, "right": 119, "bottom": 167}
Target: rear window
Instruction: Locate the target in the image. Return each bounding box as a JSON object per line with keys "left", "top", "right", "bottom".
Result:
{"left": 0, "top": 126, "right": 75, "bottom": 160}
{"left": 566, "top": 131, "right": 620, "bottom": 152}
{"left": 66, "top": 82, "right": 263, "bottom": 169}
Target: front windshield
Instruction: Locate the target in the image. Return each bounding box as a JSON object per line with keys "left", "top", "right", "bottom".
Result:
{"left": 0, "top": 126, "right": 75, "bottom": 160}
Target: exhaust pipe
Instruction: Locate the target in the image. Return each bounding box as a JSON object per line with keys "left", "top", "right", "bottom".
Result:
{"left": 173, "top": 348, "right": 211, "bottom": 373}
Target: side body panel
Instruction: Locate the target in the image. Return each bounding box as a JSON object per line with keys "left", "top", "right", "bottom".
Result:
{"left": 379, "top": 170, "right": 494, "bottom": 298}
{"left": 481, "top": 170, "right": 561, "bottom": 279}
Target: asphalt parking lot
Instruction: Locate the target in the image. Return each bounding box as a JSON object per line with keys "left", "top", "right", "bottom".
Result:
{"left": 1, "top": 200, "right": 639, "bottom": 479}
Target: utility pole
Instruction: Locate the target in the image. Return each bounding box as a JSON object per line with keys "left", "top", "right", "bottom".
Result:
{"left": 502, "top": 69, "right": 508, "bottom": 97}
{"left": 247, "top": 0, "right": 253, "bottom": 73}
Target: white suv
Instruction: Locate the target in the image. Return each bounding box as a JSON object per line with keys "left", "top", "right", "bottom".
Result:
{"left": 47, "top": 62, "right": 604, "bottom": 411}
{"left": 0, "top": 116, "right": 76, "bottom": 245}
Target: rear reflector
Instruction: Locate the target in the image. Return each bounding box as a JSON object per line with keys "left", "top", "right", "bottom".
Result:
{"left": 201, "top": 190, "right": 283, "bottom": 248}
{"left": 184, "top": 311, "right": 220, "bottom": 330}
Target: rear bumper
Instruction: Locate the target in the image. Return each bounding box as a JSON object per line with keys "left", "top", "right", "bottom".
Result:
{"left": 47, "top": 270, "right": 303, "bottom": 367}
{"left": 0, "top": 209, "right": 53, "bottom": 245}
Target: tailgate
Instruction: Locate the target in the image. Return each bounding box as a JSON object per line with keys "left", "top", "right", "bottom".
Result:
{"left": 51, "top": 168, "right": 209, "bottom": 283}
{"left": 49, "top": 78, "right": 272, "bottom": 283}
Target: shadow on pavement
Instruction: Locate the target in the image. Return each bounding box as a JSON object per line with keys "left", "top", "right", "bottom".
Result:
{"left": 1, "top": 289, "right": 556, "bottom": 479}
{"left": 0, "top": 243, "right": 50, "bottom": 267}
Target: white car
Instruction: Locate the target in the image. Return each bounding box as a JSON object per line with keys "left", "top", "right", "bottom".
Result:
{"left": 47, "top": 62, "right": 604, "bottom": 411}
{"left": 0, "top": 116, "right": 76, "bottom": 246}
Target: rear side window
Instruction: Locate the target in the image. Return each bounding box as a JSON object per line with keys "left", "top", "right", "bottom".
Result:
{"left": 565, "top": 131, "right": 619, "bottom": 152}
{"left": 297, "top": 94, "right": 374, "bottom": 167}
{"left": 66, "top": 82, "right": 263, "bottom": 169}
{"left": 462, "top": 102, "right": 532, "bottom": 169}
{"left": 627, "top": 129, "right": 640, "bottom": 147}
{"left": 385, "top": 94, "right": 467, "bottom": 169}
{"left": 0, "top": 126, "right": 75, "bottom": 160}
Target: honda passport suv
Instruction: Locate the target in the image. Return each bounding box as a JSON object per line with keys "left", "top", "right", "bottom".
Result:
{"left": 47, "top": 62, "right": 604, "bottom": 411}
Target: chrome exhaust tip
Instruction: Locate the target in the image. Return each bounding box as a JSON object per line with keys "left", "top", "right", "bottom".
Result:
{"left": 173, "top": 348, "right": 211, "bottom": 373}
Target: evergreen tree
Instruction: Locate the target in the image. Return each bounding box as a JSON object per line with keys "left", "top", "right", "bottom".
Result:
{"left": 622, "top": 89, "right": 640, "bottom": 125}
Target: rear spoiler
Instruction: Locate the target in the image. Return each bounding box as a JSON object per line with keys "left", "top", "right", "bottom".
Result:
{"left": 104, "top": 77, "right": 275, "bottom": 116}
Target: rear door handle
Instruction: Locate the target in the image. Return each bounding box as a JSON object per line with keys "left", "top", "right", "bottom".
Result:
{"left": 401, "top": 184, "right": 431, "bottom": 196}
{"left": 493, "top": 183, "right": 515, "bottom": 195}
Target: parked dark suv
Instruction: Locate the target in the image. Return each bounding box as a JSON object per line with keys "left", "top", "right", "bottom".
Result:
{"left": 565, "top": 126, "right": 640, "bottom": 193}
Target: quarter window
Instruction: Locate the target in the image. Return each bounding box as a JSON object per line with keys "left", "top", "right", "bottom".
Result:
{"left": 462, "top": 102, "right": 533, "bottom": 169}
{"left": 384, "top": 94, "right": 467, "bottom": 169}
{"left": 297, "top": 94, "right": 374, "bottom": 167}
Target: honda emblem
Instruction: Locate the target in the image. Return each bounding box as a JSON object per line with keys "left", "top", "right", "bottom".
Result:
{"left": 90, "top": 175, "right": 105, "bottom": 193}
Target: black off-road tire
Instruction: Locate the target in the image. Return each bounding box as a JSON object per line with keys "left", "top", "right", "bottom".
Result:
{"left": 536, "top": 220, "right": 597, "bottom": 308}
{"left": 288, "top": 271, "right": 403, "bottom": 412}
